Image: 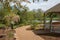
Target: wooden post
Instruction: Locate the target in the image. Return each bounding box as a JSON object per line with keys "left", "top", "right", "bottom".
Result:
{"left": 50, "top": 13, "right": 53, "bottom": 32}
{"left": 44, "top": 13, "right": 46, "bottom": 30}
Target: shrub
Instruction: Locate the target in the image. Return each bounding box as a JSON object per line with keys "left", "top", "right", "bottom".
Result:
{"left": 3, "top": 13, "right": 20, "bottom": 27}
{"left": 31, "top": 21, "right": 39, "bottom": 30}
{"left": 0, "top": 24, "right": 6, "bottom": 29}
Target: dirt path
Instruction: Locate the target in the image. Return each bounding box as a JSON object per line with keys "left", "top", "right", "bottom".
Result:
{"left": 14, "top": 25, "right": 44, "bottom": 40}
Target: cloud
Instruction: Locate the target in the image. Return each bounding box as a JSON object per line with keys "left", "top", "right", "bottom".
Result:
{"left": 21, "top": 0, "right": 60, "bottom": 11}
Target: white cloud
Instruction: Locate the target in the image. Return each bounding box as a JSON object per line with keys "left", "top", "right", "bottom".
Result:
{"left": 21, "top": 2, "right": 27, "bottom": 6}
{"left": 21, "top": 0, "right": 60, "bottom": 11}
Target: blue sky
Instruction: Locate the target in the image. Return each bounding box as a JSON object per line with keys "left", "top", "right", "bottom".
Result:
{"left": 21, "top": 0, "right": 60, "bottom": 11}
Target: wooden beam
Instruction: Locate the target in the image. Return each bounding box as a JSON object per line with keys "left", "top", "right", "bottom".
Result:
{"left": 46, "top": 12, "right": 60, "bottom": 15}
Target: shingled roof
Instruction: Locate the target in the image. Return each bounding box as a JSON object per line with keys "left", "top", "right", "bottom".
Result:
{"left": 45, "top": 3, "right": 60, "bottom": 13}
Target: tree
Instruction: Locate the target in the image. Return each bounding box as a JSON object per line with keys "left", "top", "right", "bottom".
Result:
{"left": 0, "top": 0, "right": 27, "bottom": 26}
{"left": 32, "top": 0, "right": 48, "bottom": 2}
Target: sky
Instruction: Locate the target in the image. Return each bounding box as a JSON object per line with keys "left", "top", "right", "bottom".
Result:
{"left": 21, "top": 0, "right": 60, "bottom": 11}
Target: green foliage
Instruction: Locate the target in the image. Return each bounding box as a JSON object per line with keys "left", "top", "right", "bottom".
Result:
{"left": 47, "top": 13, "right": 58, "bottom": 18}
{"left": 8, "top": 31, "right": 14, "bottom": 38}
{"left": 0, "top": 24, "right": 6, "bottom": 28}
{"left": 31, "top": 21, "right": 39, "bottom": 29}
{"left": 3, "top": 13, "right": 20, "bottom": 26}
{"left": 0, "top": 0, "right": 44, "bottom": 29}
{"left": 0, "top": 0, "right": 22, "bottom": 28}
{"left": 17, "top": 8, "right": 44, "bottom": 27}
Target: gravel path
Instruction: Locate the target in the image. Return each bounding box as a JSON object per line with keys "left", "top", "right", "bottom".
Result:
{"left": 14, "top": 26, "right": 44, "bottom": 40}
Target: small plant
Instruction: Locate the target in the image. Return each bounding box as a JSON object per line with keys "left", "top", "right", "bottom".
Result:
{"left": 31, "top": 21, "right": 39, "bottom": 30}
{"left": 7, "top": 31, "right": 15, "bottom": 40}
{"left": 0, "top": 24, "right": 6, "bottom": 29}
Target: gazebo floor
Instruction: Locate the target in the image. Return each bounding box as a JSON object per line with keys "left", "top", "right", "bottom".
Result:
{"left": 33, "top": 29, "right": 60, "bottom": 35}
{"left": 33, "top": 29, "right": 50, "bottom": 35}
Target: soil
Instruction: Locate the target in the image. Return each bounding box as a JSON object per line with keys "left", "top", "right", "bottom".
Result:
{"left": 14, "top": 25, "right": 44, "bottom": 40}
{"left": 14, "top": 25, "right": 60, "bottom": 40}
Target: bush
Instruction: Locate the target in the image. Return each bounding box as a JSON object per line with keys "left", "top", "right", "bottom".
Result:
{"left": 31, "top": 21, "right": 39, "bottom": 30}
{"left": 3, "top": 14, "right": 20, "bottom": 27}
{"left": 0, "top": 24, "right": 5, "bottom": 27}
{"left": 0, "top": 24, "right": 6, "bottom": 29}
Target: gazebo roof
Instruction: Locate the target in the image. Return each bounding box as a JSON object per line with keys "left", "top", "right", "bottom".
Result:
{"left": 45, "top": 3, "right": 60, "bottom": 13}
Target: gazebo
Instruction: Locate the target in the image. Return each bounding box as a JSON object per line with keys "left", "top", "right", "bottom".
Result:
{"left": 44, "top": 3, "right": 60, "bottom": 33}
